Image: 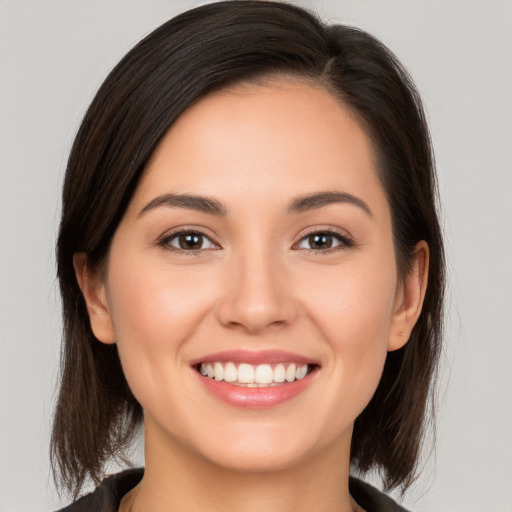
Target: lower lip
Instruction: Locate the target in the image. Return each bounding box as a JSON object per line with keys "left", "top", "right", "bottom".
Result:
{"left": 197, "top": 371, "right": 315, "bottom": 409}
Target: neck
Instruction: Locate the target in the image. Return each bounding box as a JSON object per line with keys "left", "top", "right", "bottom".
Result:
{"left": 123, "top": 417, "right": 360, "bottom": 512}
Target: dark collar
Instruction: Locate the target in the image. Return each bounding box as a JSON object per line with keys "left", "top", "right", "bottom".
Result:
{"left": 58, "top": 468, "right": 410, "bottom": 512}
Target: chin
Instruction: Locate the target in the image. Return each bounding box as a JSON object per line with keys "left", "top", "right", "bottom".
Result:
{"left": 176, "top": 417, "right": 349, "bottom": 475}
{"left": 198, "top": 440, "right": 313, "bottom": 474}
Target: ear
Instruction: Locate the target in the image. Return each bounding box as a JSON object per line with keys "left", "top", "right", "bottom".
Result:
{"left": 388, "top": 241, "right": 429, "bottom": 351}
{"left": 73, "top": 253, "right": 116, "bottom": 345}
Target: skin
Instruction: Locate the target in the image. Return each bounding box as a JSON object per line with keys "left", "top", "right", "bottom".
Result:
{"left": 75, "top": 79, "right": 428, "bottom": 512}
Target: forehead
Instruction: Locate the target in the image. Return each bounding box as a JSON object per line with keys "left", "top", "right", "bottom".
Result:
{"left": 132, "top": 79, "right": 387, "bottom": 216}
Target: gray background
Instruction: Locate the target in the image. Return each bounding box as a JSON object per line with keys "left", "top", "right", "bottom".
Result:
{"left": 1, "top": 1, "right": 511, "bottom": 511}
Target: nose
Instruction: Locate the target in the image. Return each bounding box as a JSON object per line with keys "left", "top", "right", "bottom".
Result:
{"left": 216, "top": 249, "right": 298, "bottom": 334}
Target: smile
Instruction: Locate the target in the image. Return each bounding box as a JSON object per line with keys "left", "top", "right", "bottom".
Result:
{"left": 198, "top": 362, "right": 311, "bottom": 387}
{"left": 193, "top": 351, "right": 319, "bottom": 408}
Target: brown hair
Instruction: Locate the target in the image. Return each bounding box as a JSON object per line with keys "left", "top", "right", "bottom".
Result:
{"left": 52, "top": 0, "right": 445, "bottom": 498}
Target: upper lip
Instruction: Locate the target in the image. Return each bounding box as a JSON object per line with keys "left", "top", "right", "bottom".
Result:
{"left": 190, "top": 349, "right": 319, "bottom": 366}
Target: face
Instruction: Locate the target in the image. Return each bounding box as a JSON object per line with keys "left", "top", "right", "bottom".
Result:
{"left": 79, "top": 79, "right": 425, "bottom": 474}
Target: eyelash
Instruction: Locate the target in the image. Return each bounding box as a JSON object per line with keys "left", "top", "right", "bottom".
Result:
{"left": 157, "top": 228, "right": 354, "bottom": 254}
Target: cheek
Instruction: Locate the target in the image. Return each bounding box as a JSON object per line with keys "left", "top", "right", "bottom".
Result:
{"left": 108, "top": 236, "right": 218, "bottom": 325}
{"left": 299, "top": 254, "right": 397, "bottom": 345}
{"left": 104, "top": 254, "right": 219, "bottom": 388}
{"left": 297, "top": 254, "right": 397, "bottom": 414}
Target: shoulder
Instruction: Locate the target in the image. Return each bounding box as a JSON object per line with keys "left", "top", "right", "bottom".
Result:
{"left": 349, "top": 477, "right": 411, "bottom": 512}
{"left": 56, "top": 468, "right": 144, "bottom": 512}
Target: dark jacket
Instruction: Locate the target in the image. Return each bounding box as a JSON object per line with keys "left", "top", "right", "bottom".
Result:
{"left": 57, "top": 468, "right": 410, "bottom": 512}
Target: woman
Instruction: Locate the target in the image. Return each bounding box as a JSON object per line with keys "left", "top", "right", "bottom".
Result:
{"left": 52, "top": 1, "right": 444, "bottom": 511}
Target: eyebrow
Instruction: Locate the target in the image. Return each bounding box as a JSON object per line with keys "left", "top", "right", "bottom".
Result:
{"left": 138, "top": 190, "right": 372, "bottom": 218}
{"left": 287, "top": 191, "right": 373, "bottom": 217}
{"left": 138, "top": 193, "right": 227, "bottom": 217}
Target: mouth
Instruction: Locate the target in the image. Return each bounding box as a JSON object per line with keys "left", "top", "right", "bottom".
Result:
{"left": 195, "top": 361, "right": 316, "bottom": 387}
{"left": 192, "top": 351, "right": 319, "bottom": 408}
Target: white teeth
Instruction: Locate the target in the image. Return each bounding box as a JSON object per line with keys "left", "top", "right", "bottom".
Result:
{"left": 286, "top": 363, "right": 296, "bottom": 382}
{"left": 296, "top": 364, "right": 308, "bottom": 380}
{"left": 237, "top": 363, "right": 255, "bottom": 384}
{"left": 273, "top": 363, "right": 286, "bottom": 383}
{"left": 223, "top": 362, "right": 237, "bottom": 382}
{"left": 199, "top": 362, "right": 311, "bottom": 385}
{"left": 214, "top": 362, "right": 224, "bottom": 381}
{"left": 254, "top": 364, "right": 273, "bottom": 384}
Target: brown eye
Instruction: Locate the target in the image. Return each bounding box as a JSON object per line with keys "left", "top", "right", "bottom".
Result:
{"left": 296, "top": 231, "right": 352, "bottom": 251}
{"left": 178, "top": 233, "right": 203, "bottom": 250}
{"left": 163, "top": 231, "right": 216, "bottom": 251}
{"left": 307, "top": 234, "right": 334, "bottom": 249}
